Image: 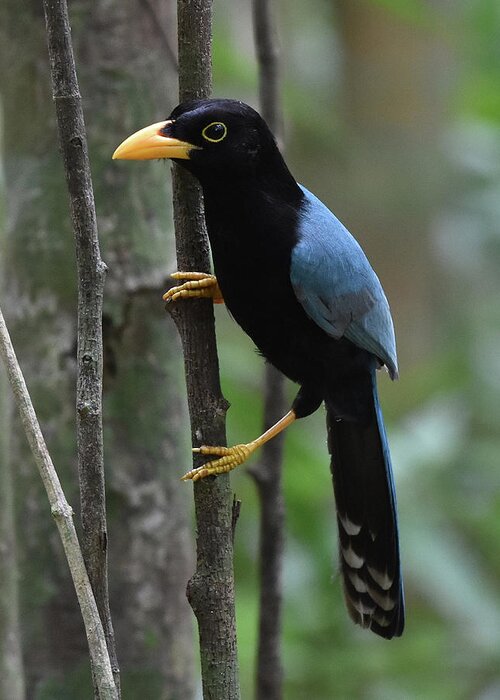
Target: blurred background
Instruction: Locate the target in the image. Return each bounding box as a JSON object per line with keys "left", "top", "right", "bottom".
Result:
{"left": 2, "top": 0, "right": 500, "bottom": 698}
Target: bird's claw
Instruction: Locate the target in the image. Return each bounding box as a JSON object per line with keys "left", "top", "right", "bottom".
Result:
{"left": 181, "top": 443, "right": 253, "bottom": 481}
{"left": 163, "top": 271, "right": 223, "bottom": 304}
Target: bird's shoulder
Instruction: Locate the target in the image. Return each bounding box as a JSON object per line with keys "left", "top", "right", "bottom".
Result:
{"left": 291, "top": 186, "right": 398, "bottom": 378}
{"left": 293, "top": 186, "right": 374, "bottom": 277}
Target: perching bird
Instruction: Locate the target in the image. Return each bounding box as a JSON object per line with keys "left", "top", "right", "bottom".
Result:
{"left": 113, "top": 98, "right": 404, "bottom": 639}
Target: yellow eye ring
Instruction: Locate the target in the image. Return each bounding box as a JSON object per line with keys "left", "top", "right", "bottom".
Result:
{"left": 202, "top": 122, "right": 227, "bottom": 143}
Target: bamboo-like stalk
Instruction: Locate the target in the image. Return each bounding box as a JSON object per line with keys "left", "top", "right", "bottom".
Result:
{"left": 168, "top": 0, "right": 241, "bottom": 697}
{"left": 0, "top": 308, "right": 118, "bottom": 700}
{"left": 41, "top": 1, "right": 119, "bottom": 695}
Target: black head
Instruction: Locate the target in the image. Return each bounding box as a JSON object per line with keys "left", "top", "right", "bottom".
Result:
{"left": 165, "top": 99, "right": 279, "bottom": 180}
{"left": 113, "top": 98, "right": 298, "bottom": 192}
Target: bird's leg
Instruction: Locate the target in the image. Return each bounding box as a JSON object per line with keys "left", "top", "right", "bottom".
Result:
{"left": 163, "top": 271, "right": 224, "bottom": 304}
{"left": 181, "top": 410, "right": 296, "bottom": 481}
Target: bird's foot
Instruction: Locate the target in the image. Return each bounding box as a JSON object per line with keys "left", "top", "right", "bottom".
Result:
{"left": 181, "top": 411, "right": 297, "bottom": 482}
{"left": 181, "top": 443, "right": 255, "bottom": 481}
{"left": 163, "top": 271, "right": 224, "bottom": 304}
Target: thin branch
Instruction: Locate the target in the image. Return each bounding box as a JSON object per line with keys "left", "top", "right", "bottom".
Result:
{"left": 248, "top": 366, "right": 286, "bottom": 700}
{"left": 168, "top": 0, "right": 241, "bottom": 697}
{"left": 138, "top": 0, "right": 179, "bottom": 72}
{"left": 0, "top": 307, "right": 118, "bottom": 700}
{"left": 41, "top": 1, "right": 119, "bottom": 695}
{"left": 250, "top": 1, "right": 286, "bottom": 698}
{"left": 252, "top": 0, "right": 284, "bottom": 146}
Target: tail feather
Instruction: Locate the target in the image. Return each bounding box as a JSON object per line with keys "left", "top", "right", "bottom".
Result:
{"left": 326, "top": 367, "right": 404, "bottom": 639}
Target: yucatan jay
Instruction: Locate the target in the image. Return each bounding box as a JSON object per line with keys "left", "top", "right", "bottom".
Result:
{"left": 113, "top": 99, "right": 404, "bottom": 639}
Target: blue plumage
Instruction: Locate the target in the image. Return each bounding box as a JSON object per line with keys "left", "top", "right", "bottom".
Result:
{"left": 292, "top": 187, "right": 404, "bottom": 636}
{"left": 291, "top": 186, "right": 398, "bottom": 379}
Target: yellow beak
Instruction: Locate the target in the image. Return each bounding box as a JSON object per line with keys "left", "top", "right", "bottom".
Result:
{"left": 112, "top": 120, "right": 197, "bottom": 160}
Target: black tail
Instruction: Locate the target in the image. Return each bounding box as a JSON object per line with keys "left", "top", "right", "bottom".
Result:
{"left": 326, "top": 367, "right": 404, "bottom": 639}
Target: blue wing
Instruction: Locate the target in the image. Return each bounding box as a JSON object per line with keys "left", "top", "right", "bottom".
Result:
{"left": 291, "top": 186, "right": 398, "bottom": 379}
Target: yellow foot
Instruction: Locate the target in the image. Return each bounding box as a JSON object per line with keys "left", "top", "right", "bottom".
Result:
{"left": 181, "top": 411, "right": 297, "bottom": 482}
{"left": 181, "top": 443, "right": 255, "bottom": 481}
{"left": 163, "top": 271, "right": 224, "bottom": 304}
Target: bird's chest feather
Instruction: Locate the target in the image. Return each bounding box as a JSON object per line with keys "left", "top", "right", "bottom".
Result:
{"left": 203, "top": 190, "right": 305, "bottom": 349}
{"left": 202, "top": 187, "right": 343, "bottom": 385}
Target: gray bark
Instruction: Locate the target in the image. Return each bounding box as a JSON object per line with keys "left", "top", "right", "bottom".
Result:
{"left": 0, "top": 105, "right": 26, "bottom": 700}
{"left": 80, "top": 0, "right": 195, "bottom": 694}
{"left": 170, "top": 0, "right": 241, "bottom": 697}
{"left": 250, "top": 2, "right": 286, "bottom": 698}
{"left": 1, "top": 1, "right": 91, "bottom": 692}
{"left": 1, "top": 0, "right": 194, "bottom": 696}
{"left": 41, "top": 1, "right": 118, "bottom": 695}
{"left": 0, "top": 382, "right": 25, "bottom": 700}
{"left": 0, "top": 307, "right": 118, "bottom": 700}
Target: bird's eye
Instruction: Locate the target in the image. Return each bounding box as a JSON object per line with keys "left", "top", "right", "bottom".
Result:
{"left": 202, "top": 122, "right": 227, "bottom": 143}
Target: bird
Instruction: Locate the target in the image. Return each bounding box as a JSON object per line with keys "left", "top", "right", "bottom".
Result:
{"left": 113, "top": 98, "right": 405, "bottom": 639}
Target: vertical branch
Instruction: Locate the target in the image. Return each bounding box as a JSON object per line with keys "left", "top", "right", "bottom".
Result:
{"left": 41, "top": 1, "right": 119, "bottom": 696}
{"left": 248, "top": 367, "right": 286, "bottom": 700}
{"left": 250, "top": 1, "right": 286, "bottom": 698}
{"left": 170, "top": 0, "right": 241, "bottom": 698}
{"left": 253, "top": 0, "right": 284, "bottom": 145}
{"left": 0, "top": 308, "right": 118, "bottom": 700}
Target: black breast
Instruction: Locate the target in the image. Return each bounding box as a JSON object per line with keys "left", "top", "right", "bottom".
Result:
{"left": 202, "top": 182, "right": 355, "bottom": 387}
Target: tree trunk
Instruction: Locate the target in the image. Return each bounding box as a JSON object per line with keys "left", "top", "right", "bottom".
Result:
{"left": 0, "top": 102, "right": 26, "bottom": 700}
{"left": 77, "top": 1, "right": 195, "bottom": 695}
{"left": 42, "top": 0, "right": 118, "bottom": 692}
{"left": 1, "top": 0, "right": 194, "bottom": 696}
{"left": 0, "top": 375, "right": 26, "bottom": 700}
